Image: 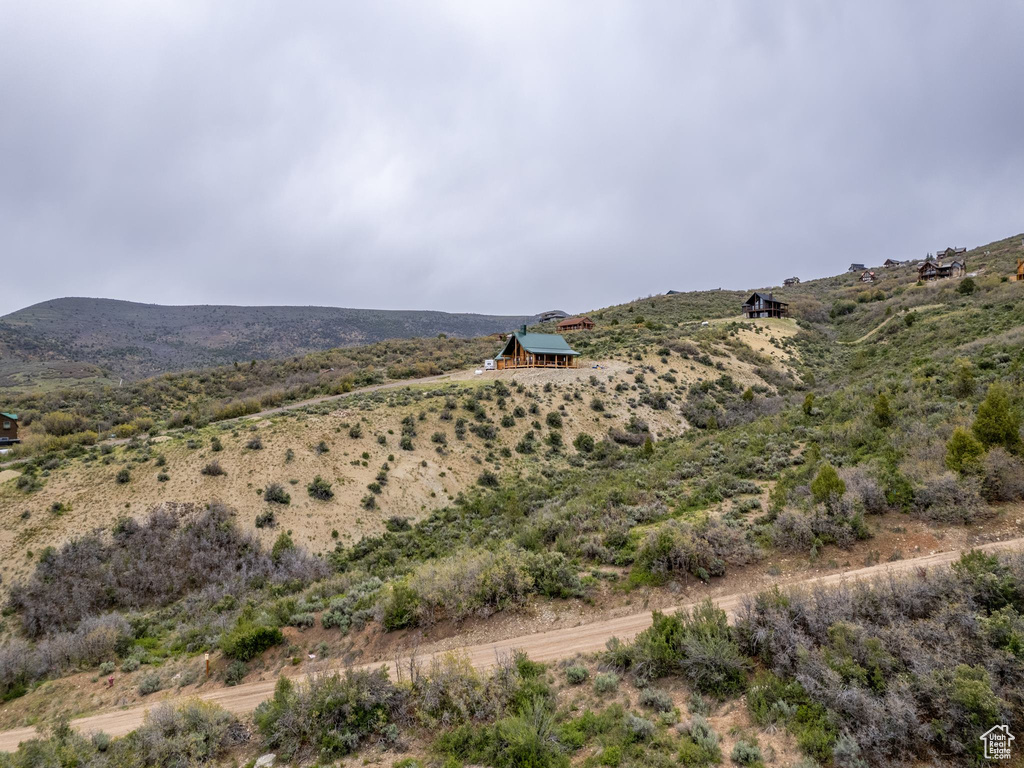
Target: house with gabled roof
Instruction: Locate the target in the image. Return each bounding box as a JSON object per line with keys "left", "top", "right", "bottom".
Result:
{"left": 918, "top": 257, "right": 966, "bottom": 281}
{"left": 783, "top": 276, "right": 800, "bottom": 286}
{"left": 557, "top": 316, "right": 595, "bottom": 332}
{"left": 494, "top": 327, "right": 580, "bottom": 369}
{"left": 849, "top": 263, "right": 867, "bottom": 272}
{"left": 741, "top": 292, "right": 789, "bottom": 319}
{"left": 936, "top": 246, "right": 967, "bottom": 260}
{"left": 0, "top": 412, "right": 19, "bottom": 444}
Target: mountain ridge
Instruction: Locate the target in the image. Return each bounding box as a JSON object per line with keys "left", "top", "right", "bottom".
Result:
{"left": 0, "top": 296, "right": 541, "bottom": 387}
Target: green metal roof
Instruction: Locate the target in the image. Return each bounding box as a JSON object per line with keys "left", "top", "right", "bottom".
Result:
{"left": 1, "top": 413, "right": 17, "bottom": 420}
{"left": 496, "top": 332, "right": 579, "bottom": 358}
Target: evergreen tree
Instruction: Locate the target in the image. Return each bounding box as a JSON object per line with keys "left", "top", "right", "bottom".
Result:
{"left": 811, "top": 463, "right": 846, "bottom": 507}
{"left": 972, "top": 383, "right": 1021, "bottom": 452}
{"left": 945, "top": 427, "right": 985, "bottom": 474}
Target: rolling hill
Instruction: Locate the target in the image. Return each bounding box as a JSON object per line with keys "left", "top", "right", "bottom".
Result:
{"left": 0, "top": 297, "right": 540, "bottom": 387}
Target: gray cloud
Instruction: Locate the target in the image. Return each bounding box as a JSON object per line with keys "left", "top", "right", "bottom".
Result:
{"left": 2, "top": 1, "right": 1022, "bottom": 317}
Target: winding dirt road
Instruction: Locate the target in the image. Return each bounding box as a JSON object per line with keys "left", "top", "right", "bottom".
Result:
{"left": 1, "top": 536, "right": 1021, "bottom": 752}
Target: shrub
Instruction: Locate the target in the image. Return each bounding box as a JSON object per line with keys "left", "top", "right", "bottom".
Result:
{"left": 225, "top": 660, "right": 247, "bottom": 686}
{"left": 41, "top": 411, "right": 86, "bottom": 436}
{"left": 307, "top": 475, "right": 334, "bottom": 500}
{"left": 625, "top": 713, "right": 656, "bottom": 741}
{"left": 221, "top": 623, "right": 284, "bottom": 661}
{"left": 115, "top": 468, "right": 131, "bottom": 484}
{"left": 573, "top": 433, "right": 595, "bottom": 453}
{"left": 382, "top": 582, "right": 420, "bottom": 631}
{"left": 264, "top": 483, "right": 291, "bottom": 505}
{"left": 730, "top": 739, "right": 763, "bottom": 766}
{"left": 254, "top": 509, "right": 276, "bottom": 528}
{"left": 349, "top": 423, "right": 363, "bottom": 439}
{"left": 594, "top": 673, "right": 619, "bottom": 694}
{"left": 912, "top": 472, "right": 985, "bottom": 523}
{"left": 638, "top": 687, "right": 674, "bottom": 712}
{"left": 138, "top": 671, "right": 162, "bottom": 696}
{"left": 981, "top": 447, "right": 1024, "bottom": 501}
{"left": 210, "top": 436, "right": 223, "bottom": 452}
{"left": 609, "top": 601, "right": 748, "bottom": 696}
{"left": 201, "top": 461, "right": 226, "bottom": 476}
{"left": 546, "top": 411, "right": 563, "bottom": 428}
{"left": 565, "top": 665, "right": 589, "bottom": 685}
{"left": 386, "top": 516, "right": 411, "bottom": 532}
{"left": 121, "top": 700, "right": 238, "bottom": 766}
{"left": 247, "top": 435, "right": 263, "bottom": 450}
{"left": 957, "top": 276, "right": 976, "bottom": 295}
{"left": 254, "top": 669, "right": 405, "bottom": 760}
{"left": 478, "top": 470, "right": 500, "bottom": 488}
{"left": 9, "top": 504, "right": 327, "bottom": 638}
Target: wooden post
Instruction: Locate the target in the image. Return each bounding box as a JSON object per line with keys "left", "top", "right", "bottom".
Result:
{"left": 205, "top": 653, "right": 210, "bottom": 678}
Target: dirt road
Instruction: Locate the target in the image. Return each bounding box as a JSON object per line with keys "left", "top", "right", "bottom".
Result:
{"left": 1, "top": 535, "right": 1020, "bottom": 752}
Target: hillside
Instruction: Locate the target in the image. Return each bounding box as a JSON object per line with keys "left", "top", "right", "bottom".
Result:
{"left": 0, "top": 297, "right": 540, "bottom": 387}
{"left": 0, "top": 232, "right": 1023, "bottom": 766}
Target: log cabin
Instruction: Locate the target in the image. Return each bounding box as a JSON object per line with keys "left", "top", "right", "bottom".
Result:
{"left": 557, "top": 316, "right": 595, "bottom": 331}
{"left": 494, "top": 329, "right": 580, "bottom": 369}
{"left": 0, "top": 413, "right": 18, "bottom": 444}
{"left": 1016, "top": 258, "right": 1023, "bottom": 281}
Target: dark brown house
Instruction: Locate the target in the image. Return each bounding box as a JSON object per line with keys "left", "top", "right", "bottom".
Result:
{"left": 918, "top": 258, "right": 966, "bottom": 281}
{"left": 557, "top": 316, "right": 595, "bottom": 331}
{"left": 742, "top": 292, "right": 789, "bottom": 319}
{"left": 0, "top": 412, "right": 18, "bottom": 444}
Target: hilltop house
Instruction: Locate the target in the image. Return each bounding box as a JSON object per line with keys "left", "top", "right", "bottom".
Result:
{"left": 0, "top": 413, "right": 18, "bottom": 444}
{"left": 742, "top": 292, "right": 789, "bottom": 319}
{"left": 918, "top": 258, "right": 966, "bottom": 281}
{"left": 860, "top": 270, "right": 876, "bottom": 283}
{"left": 783, "top": 276, "right": 800, "bottom": 286}
{"left": 849, "top": 263, "right": 867, "bottom": 273}
{"left": 494, "top": 328, "right": 580, "bottom": 369}
{"left": 936, "top": 246, "right": 967, "bottom": 261}
{"left": 1016, "top": 258, "right": 1024, "bottom": 281}
{"left": 883, "top": 258, "right": 905, "bottom": 268}
{"left": 557, "top": 316, "right": 595, "bottom": 332}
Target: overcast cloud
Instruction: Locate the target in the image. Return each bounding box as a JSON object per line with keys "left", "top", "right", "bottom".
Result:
{"left": 1, "top": 1, "right": 1022, "bottom": 317}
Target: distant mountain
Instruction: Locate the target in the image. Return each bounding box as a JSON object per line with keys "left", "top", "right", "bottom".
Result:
{"left": 0, "top": 297, "right": 539, "bottom": 386}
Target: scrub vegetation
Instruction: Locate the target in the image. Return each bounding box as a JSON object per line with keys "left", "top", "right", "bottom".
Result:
{"left": 0, "top": 232, "right": 1023, "bottom": 765}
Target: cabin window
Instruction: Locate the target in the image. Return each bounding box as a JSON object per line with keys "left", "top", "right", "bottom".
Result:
{"left": 2, "top": 422, "right": 9, "bottom": 429}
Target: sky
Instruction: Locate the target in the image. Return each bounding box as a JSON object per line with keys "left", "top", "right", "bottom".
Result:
{"left": 2, "top": 1, "right": 1023, "bottom": 318}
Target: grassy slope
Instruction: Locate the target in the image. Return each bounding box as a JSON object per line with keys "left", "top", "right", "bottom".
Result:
{"left": 0, "top": 231, "right": 1023, "bottom": 765}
